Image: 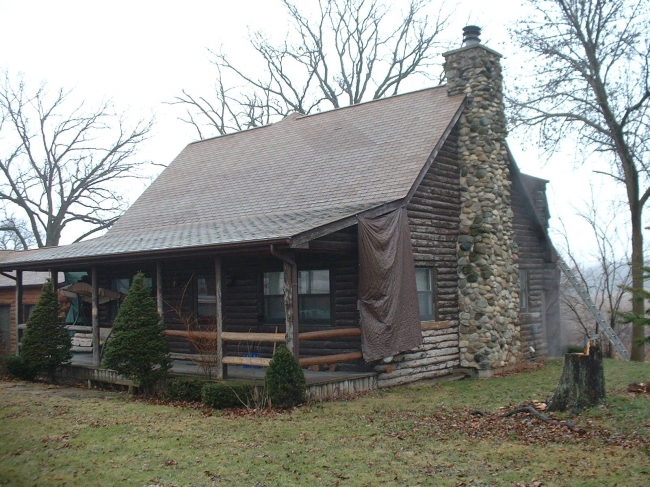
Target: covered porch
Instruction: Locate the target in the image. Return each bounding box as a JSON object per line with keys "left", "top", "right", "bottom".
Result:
{"left": 7, "top": 226, "right": 370, "bottom": 393}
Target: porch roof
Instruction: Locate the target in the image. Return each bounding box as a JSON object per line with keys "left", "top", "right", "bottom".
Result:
{"left": 0, "top": 86, "right": 464, "bottom": 269}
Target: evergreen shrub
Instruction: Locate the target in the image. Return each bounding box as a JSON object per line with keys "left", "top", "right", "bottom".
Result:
{"left": 103, "top": 272, "right": 171, "bottom": 393}
{"left": 20, "top": 280, "right": 71, "bottom": 381}
{"left": 264, "top": 345, "right": 306, "bottom": 408}
{"left": 5, "top": 355, "right": 37, "bottom": 381}
{"left": 201, "top": 381, "right": 254, "bottom": 409}
{"left": 165, "top": 376, "right": 206, "bottom": 402}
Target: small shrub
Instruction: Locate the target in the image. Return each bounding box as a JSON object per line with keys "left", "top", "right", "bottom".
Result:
{"left": 201, "top": 381, "right": 254, "bottom": 409}
{"left": 165, "top": 376, "right": 206, "bottom": 402}
{"left": 264, "top": 345, "right": 306, "bottom": 408}
{"left": 5, "top": 355, "right": 37, "bottom": 381}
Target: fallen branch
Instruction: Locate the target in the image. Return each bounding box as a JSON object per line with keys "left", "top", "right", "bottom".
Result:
{"left": 499, "top": 406, "right": 585, "bottom": 433}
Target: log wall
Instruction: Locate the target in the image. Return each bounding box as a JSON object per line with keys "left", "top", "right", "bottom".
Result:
{"left": 93, "top": 247, "right": 363, "bottom": 366}
{"left": 375, "top": 127, "right": 462, "bottom": 386}
{"left": 511, "top": 174, "right": 555, "bottom": 359}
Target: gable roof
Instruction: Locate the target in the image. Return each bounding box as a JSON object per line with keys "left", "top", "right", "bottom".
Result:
{"left": 0, "top": 86, "right": 465, "bottom": 268}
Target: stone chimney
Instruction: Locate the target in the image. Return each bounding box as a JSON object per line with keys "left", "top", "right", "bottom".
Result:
{"left": 443, "top": 27, "right": 521, "bottom": 373}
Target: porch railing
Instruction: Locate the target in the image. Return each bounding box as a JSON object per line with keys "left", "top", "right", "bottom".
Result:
{"left": 164, "top": 327, "right": 362, "bottom": 372}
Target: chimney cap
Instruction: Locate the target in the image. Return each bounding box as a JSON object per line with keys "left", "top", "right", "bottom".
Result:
{"left": 462, "top": 25, "right": 481, "bottom": 46}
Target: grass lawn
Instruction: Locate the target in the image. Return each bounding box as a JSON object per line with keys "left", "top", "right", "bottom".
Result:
{"left": 1, "top": 359, "right": 649, "bottom": 487}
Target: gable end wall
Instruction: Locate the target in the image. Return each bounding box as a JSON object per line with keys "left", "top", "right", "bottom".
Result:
{"left": 375, "top": 127, "right": 461, "bottom": 387}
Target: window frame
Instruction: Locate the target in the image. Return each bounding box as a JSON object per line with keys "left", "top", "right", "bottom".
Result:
{"left": 196, "top": 274, "right": 217, "bottom": 318}
{"left": 415, "top": 266, "right": 437, "bottom": 322}
{"left": 262, "top": 270, "right": 285, "bottom": 324}
{"left": 297, "top": 269, "right": 332, "bottom": 325}
{"left": 262, "top": 268, "right": 333, "bottom": 325}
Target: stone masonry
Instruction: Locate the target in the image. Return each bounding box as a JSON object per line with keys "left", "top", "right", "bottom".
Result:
{"left": 443, "top": 27, "right": 522, "bottom": 370}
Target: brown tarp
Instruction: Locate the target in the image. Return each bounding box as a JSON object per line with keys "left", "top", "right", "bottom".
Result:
{"left": 358, "top": 208, "right": 422, "bottom": 362}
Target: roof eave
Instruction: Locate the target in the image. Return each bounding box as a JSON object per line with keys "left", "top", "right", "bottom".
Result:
{"left": 0, "top": 237, "right": 293, "bottom": 271}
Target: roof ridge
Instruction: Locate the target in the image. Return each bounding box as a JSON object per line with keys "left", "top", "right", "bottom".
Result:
{"left": 188, "top": 84, "right": 449, "bottom": 146}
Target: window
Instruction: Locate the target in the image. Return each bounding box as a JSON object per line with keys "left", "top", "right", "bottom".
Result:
{"left": 24, "top": 304, "right": 36, "bottom": 323}
{"left": 298, "top": 270, "right": 330, "bottom": 322}
{"left": 197, "top": 276, "right": 216, "bottom": 317}
{"left": 0, "top": 304, "right": 11, "bottom": 353}
{"left": 263, "top": 269, "right": 331, "bottom": 323}
{"left": 263, "top": 271, "right": 285, "bottom": 322}
{"left": 519, "top": 269, "right": 529, "bottom": 311}
{"left": 415, "top": 267, "right": 435, "bottom": 321}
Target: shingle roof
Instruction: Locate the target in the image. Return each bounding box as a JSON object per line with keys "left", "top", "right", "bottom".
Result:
{"left": 0, "top": 86, "right": 464, "bottom": 267}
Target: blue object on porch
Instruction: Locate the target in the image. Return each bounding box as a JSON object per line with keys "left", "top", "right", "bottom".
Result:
{"left": 243, "top": 352, "right": 261, "bottom": 369}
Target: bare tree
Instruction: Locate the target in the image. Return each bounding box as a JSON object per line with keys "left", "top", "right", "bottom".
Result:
{"left": 171, "top": 0, "right": 450, "bottom": 139}
{"left": 0, "top": 73, "right": 153, "bottom": 248}
{"left": 510, "top": 0, "right": 650, "bottom": 360}
{"left": 556, "top": 194, "right": 632, "bottom": 357}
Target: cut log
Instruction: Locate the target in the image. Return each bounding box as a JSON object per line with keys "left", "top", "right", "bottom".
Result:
{"left": 548, "top": 340, "right": 605, "bottom": 413}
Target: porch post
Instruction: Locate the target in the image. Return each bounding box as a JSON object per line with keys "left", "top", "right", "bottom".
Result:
{"left": 156, "top": 262, "right": 164, "bottom": 322}
{"left": 14, "top": 270, "right": 23, "bottom": 355}
{"left": 283, "top": 257, "right": 299, "bottom": 358}
{"left": 215, "top": 257, "right": 225, "bottom": 380}
{"left": 91, "top": 266, "right": 100, "bottom": 366}
{"left": 50, "top": 269, "right": 58, "bottom": 290}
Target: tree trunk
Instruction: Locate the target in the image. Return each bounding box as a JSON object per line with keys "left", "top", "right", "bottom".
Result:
{"left": 548, "top": 340, "right": 605, "bottom": 414}
{"left": 630, "top": 208, "right": 646, "bottom": 361}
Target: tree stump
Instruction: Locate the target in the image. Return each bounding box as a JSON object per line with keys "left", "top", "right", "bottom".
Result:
{"left": 548, "top": 340, "right": 605, "bottom": 414}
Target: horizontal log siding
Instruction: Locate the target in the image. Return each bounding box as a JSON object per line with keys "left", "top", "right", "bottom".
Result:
{"left": 0, "top": 286, "right": 47, "bottom": 354}
{"left": 377, "top": 128, "right": 461, "bottom": 386}
{"left": 222, "top": 250, "right": 362, "bottom": 364}
{"left": 511, "top": 176, "right": 551, "bottom": 359}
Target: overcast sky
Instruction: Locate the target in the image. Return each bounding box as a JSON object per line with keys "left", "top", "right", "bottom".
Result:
{"left": 0, "top": 0, "right": 632, "bottom": 262}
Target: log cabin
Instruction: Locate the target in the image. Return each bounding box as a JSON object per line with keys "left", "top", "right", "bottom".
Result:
{"left": 0, "top": 27, "right": 560, "bottom": 386}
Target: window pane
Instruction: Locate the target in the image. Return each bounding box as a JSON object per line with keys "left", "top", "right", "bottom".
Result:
{"left": 310, "top": 270, "right": 330, "bottom": 294}
{"left": 299, "top": 296, "right": 331, "bottom": 321}
{"left": 415, "top": 268, "right": 432, "bottom": 291}
{"left": 112, "top": 278, "right": 130, "bottom": 294}
{"left": 264, "top": 272, "right": 284, "bottom": 295}
{"left": 264, "top": 296, "right": 285, "bottom": 320}
{"left": 415, "top": 268, "right": 435, "bottom": 321}
{"left": 298, "top": 269, "right": 330, "bottom": 294}
{"left": 197, "top": 276, "right": 216, "bottom": 317}
{"left": 417, "top": 291, "right": 434, "bottom": 321}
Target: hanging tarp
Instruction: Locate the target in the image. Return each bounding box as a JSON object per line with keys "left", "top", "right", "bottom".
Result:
{"left": 63, "top": 272, "right": 88, "bottom": 325}
{"left": 358, "top": 207, "right": 422, "bottom": 362}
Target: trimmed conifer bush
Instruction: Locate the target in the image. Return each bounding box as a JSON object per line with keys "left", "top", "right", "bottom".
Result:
{"left": 103, "top": 272, "right": 171, "bottom": 394}
{"left": 264, "top": 345, "right": 306, "bottom": 408}
{"left": 201, "top": 381, "right": 254, "bottom": 409}
{"left": 20, "top": 279, "right": 71, "bottom": 381}
{"left": 165, "top": 376, "right": 206, "bottom": 402}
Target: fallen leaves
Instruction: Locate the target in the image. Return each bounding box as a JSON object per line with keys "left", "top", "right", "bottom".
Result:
{"left": 628, "top": 382, "right": 650, "bottom": 394}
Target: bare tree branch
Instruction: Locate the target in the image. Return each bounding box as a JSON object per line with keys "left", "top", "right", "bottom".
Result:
{"left": 170, "top": 0, "right": 450, "bottom": 139}
{"left": 510, "top": 0, "right": 649, "bottom": 360}
{"left": 0, "top": 72, "right": 154, "bottom": 248}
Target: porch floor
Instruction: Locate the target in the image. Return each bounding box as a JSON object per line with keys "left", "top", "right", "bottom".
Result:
{"left": 69, "top": 353, "right": 378, "bottom": 400}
